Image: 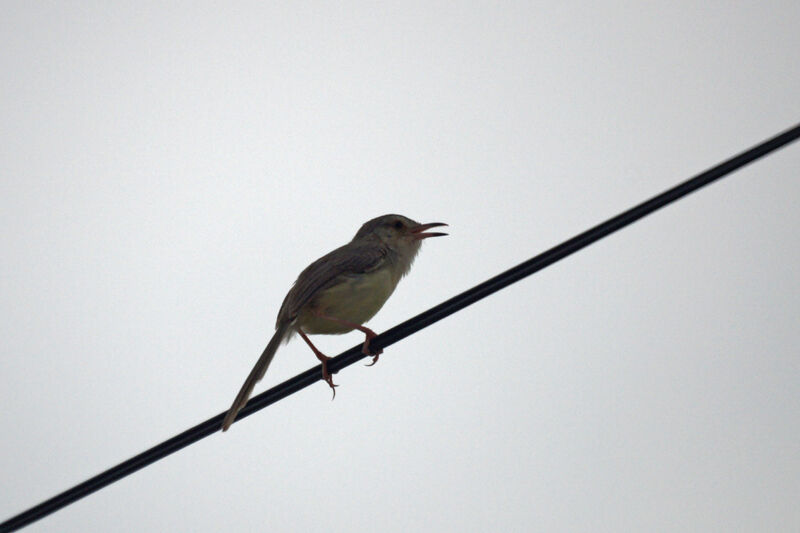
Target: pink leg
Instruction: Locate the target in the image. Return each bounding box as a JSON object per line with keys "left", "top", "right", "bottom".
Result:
{"left": 298, "top": 328, "right": 338, "bottom": 398}
{"left": 311, "top": 310, "right": 383, "bottom": 365}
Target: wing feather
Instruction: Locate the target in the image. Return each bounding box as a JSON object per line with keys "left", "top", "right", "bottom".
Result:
{"left": 276, "top": 242, "right": 387, "bottom": 326}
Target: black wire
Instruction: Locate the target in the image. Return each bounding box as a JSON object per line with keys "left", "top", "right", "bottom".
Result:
{"left": 2, "top": 123, "right": 799, "bottom": 532}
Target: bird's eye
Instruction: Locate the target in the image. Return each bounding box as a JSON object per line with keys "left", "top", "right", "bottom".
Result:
{"left": 393, "top": 221, "right": 404, "bottom": 229}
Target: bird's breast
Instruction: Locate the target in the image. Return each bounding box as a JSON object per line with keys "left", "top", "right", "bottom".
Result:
{"left": 297, "top": 267, "right": 398, "bottom": 335}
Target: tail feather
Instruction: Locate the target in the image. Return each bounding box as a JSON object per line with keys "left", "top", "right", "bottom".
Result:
{"left": 221, "top": 323, "right": 289, "bottom": 431}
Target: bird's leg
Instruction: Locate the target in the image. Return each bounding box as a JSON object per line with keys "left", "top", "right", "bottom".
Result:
{"left": 311, "top": 310, "right": 383, "bottom": 365}
{"left": 297, "top": 328, "right": 338, "bottom": 398}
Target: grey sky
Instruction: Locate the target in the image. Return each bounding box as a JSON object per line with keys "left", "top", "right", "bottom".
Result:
{"left": 1, "top": 2, "right": 799, "bottom": 532}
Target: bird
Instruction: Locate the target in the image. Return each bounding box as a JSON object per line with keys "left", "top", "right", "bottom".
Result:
{"left": 221, "top": 214, "right": 447, "bottom": 431}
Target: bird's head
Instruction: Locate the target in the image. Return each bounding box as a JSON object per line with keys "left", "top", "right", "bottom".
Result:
{"left": 353, "top": 214, "right": 448, "bottom": 256}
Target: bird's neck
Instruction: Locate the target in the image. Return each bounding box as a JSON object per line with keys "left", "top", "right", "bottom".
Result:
{"left": 385, "top": 243, "right": 421, "bottom": 283}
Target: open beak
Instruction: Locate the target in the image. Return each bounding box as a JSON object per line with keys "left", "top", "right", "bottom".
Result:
{"left": 410, "top": 222, "right": 448, "bottom": 240}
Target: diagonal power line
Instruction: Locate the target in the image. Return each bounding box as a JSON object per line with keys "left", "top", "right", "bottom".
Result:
{"left": 2, "top": 123, "right": 799, "bottom": 532}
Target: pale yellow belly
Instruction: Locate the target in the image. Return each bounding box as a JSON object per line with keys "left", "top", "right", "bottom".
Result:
{"left": 296, "top": 267, "right": 398, "bottom": 335}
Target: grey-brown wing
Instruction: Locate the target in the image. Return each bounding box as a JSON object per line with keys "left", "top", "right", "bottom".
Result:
{"left": 276, "top": 242, "right": 387, "bottom": 326}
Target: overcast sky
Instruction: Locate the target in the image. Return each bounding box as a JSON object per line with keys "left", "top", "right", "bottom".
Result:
{"left": 2, "top": 2, "right": 799, "bottom": 532}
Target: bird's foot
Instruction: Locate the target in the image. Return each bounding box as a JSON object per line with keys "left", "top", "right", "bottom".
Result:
{"left": 362, "top": 331, "right": 382, "bottom": 366}
{"left": 320, "top": 358, "right": 338, "bottom": 399}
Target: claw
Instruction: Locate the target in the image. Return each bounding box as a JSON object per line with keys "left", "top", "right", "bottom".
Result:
{"left": 362, "top": 336, "right": 382, "bottom": 367}
{"left": 327, "top": 381, "right": 338, "bottom": 400}
{"left": 362, "top": 336, "right": 383, "bottom": 356}
{"left": 320, "top": 359, "right": 338, "bottom": 399}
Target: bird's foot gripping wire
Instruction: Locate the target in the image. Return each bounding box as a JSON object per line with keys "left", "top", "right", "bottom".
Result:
{"left": 297, "top": 328, "right": 339, "bottom": 399}
{"left": 362, "top": 330, "right": 382, "bottom": 367}
{"left": 319, "top": 356, "right": 339, "bottom": 399}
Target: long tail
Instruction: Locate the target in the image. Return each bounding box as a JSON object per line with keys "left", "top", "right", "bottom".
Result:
{"left": 221, "top": 322, "right": 289, "bottom": 431}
